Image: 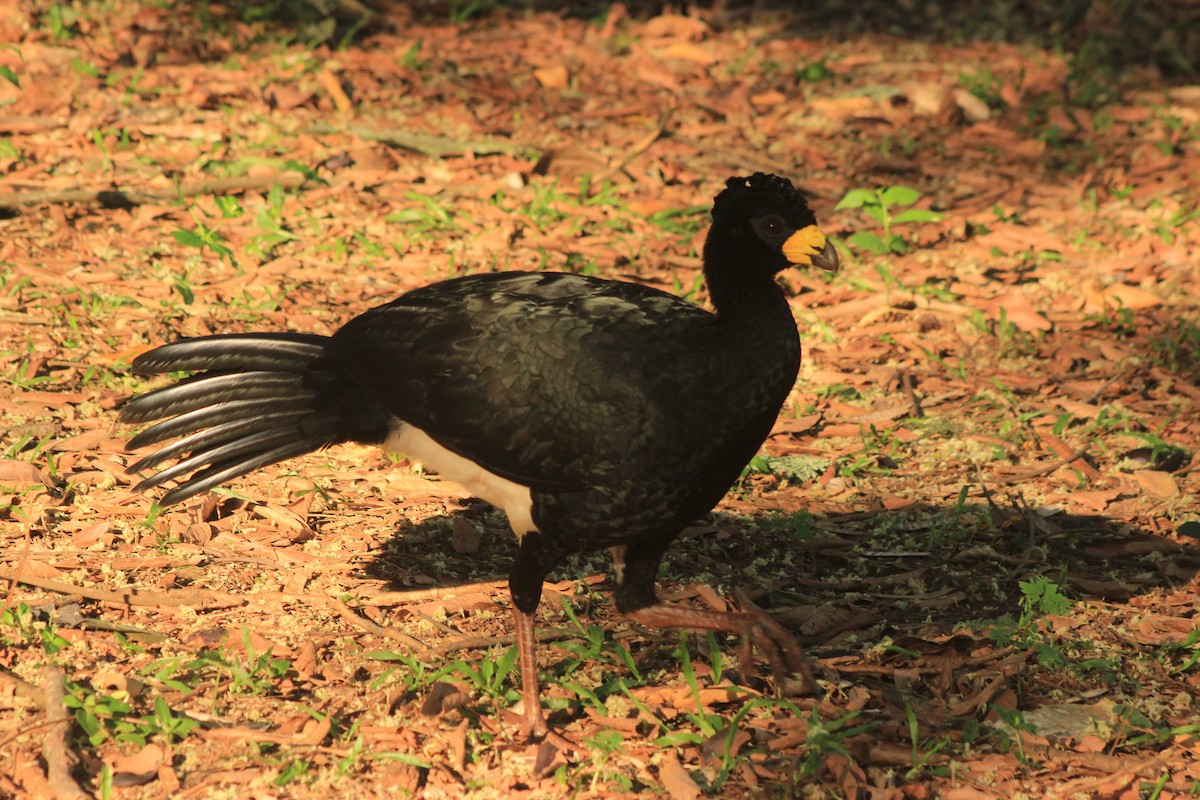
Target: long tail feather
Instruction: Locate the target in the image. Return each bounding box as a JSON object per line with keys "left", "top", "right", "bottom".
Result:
{"left": 120, "top": 333, "right": 389, "bottom": 506}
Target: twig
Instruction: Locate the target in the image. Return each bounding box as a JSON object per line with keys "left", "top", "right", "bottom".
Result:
{"left": 899, "top": 371, "right": 925, "bottom": 418}
{"left": 412, "top": 628, "right": 577, "bottom": 661}
{"left": 406, "top": 608, "right": 466, "bottom": 639}
{"left": 0, "top": 665, "right": 40, "bottom": 701}
{"left": 323, "top": 596, "right": 426, "bottom": 649}
{"left": 995, "top": 446, "right": 1093, "bottom": 482}
{"left": 355, "top": 579, "right": 512, "bottom": 605}
{"left": 41, "top": 666, "right": 90, "bottom": 800}
{"left": 0, "top": 173, "right": 309, "bottom": 209}
{"left": 1082, "top": 371, "right": 1124, "bottom": 405}
{"left": 0, "top": 523, "right": 32, "bottom": 626}
{"left": 354, "top": 573, "right": 605, "bottom": 606}
{"left": 0, "top": 566, "right": 242, "bottom": 610}
{"left": 306, "top": 122, "right": 525, "bottom": 157}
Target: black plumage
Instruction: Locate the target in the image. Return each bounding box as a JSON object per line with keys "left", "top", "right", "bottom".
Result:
{"left": 120, "top": 172, "right": 838, "bottom": 742}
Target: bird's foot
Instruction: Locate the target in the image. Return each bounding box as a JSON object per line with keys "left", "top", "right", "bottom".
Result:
{"left": 517, "top": 705, "right": 580, "bottom": 754}
{"left": 735, "top": 610, "right": 817, "bottom": 695}
{"left": 623, "top": 603, "right": 818, "bottom": 696}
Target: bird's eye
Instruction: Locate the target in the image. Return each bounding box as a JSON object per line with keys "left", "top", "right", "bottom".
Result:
{"left": 761, "top": 217, "right": 784, "bottom": 236}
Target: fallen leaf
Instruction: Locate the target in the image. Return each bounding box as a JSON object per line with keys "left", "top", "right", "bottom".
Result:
{"left": 659, "top": 753, "right": 701, "bottom": 800}
{"left": 664, "top": 42, "right": 715, "bottom": 65}
{"left": 0, "top": 459, "right": 49, "bottom": 486}
{"left": 1127, "top": 470, "right": 1179, "bottom": 498}
{"left": 533, "top": 65, "right": 569, "bottom": 89}
{"left": 107, "top": 744, "right": 165, "bottom": 787}
{"left": 954, "top": 88, "right": 991, "bottom": 121}
{"left": 978, "top": 293, "right": 1052, "bottom": 332}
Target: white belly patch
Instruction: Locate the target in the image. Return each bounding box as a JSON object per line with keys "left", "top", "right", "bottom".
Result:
{"left": 383, "top": 423, "right": 538, "bottom": 538}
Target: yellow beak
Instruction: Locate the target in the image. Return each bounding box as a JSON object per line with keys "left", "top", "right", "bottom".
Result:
{"left": 783, "top": 226, "right": 839, "bottom": 272}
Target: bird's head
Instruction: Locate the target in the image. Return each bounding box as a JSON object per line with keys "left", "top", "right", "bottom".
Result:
{"left": 709, "top": 173, "right": 839, "bottom": 275}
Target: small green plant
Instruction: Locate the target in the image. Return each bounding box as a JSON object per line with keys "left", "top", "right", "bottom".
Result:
{"left": 273, "top": 758, "right": 312, "bottom": 786}
{"left": 648, "top": 204, "right": 708, "bottom": 239}
{"left": 797, "top": 705, "right": 873, "bottom": 778}
{"left": 397, "top": 40, "right": 429, "bottom": 71}
{"left": 0, "top": 45, "right": 21, "bottom": 88}
{"left": 367, "top": 649, "right": 434, "bottom": 695}
{"left": 795, "top": 57, "right": 831, "bottom": 82}
{"left": 140, "top": 630, "right": 293, "bottom": 701}
{"left": 904, "top": 704, "right": 950, "bottom": 778}
{"left": 2, "top": 602, "right": 70, "bottom": 653}
{"left": 1084, "top": 299, "right": 1136, "bottom": 337}
{"left": 1108, "top": 704, "right": 1200, "bottom": 749}
{"left": 447, "top": 0, "right": 498, "bottom": 24}
{"left": 45, "top": 3, "right": 77, "bottom": 40}
{"left": 836, "top": 186, "right": 942, "bottom": 255}
{"left": 578, "top": 729, "right": 632, "bottom": 792}
{"left": 958, "top": 68, "right": 1006, "bottom": 110}
{"left": 760, "top": 510, "right": 816, "bottom": 543}
{"left": 987, "top": 577, "right": 1072, "bottom": 668}
{"left": 173, "top": 223, "right": 237, "bottom": 267}
{"left": 66, "top": 686, "right": 200, "bottom": 748}
{"left": 387, "top": 191, "right": 458, "bottom": 233}
{"left": 991, "top": 706, "right": 1039, "bottom": 765}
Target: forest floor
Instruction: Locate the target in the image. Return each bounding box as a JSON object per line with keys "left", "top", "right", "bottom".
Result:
{"left": 1, "top": 1, "right": 1199, "bottom": 798}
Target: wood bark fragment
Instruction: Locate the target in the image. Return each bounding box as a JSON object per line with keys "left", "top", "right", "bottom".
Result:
{"left": 40, "top": 666, "right": 90, "bottom": 800}
{"left": 323, "top": 596, "right": 426, "bottom": 649}
{"left": 0, "top": 173, "right": 309, "bottom": 209}
{"left": 305, "top": 122, "right": 525, "bottom": 157}
{"left": 0, "top": 567, "right": 242, "bottom": 610}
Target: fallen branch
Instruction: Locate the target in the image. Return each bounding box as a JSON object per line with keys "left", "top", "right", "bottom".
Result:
{"left": 323, "top": 596, "right": 426, "bottom": 649}
{"left": 0, "top": 665, "right": 40, "bottom": 701}
{"left": 41, "top": 666, "right": 90, "bottom": 800}
{"left": 0, "top": 173, "right": 310, "bottom": 209}
{"left": 412, "top": 627, "right": 577, "bottom": 661}
{"left": 306, "top": 122, "right": 525, "bottom": 157}
{"left": 994, "top": 446, "right": 1094, "bottom": 482}
{"left": 354, "top": 573, "right": 606, "bottom": 606}
{"left": 0, "top": 567, "right": 242, "bottom": 611}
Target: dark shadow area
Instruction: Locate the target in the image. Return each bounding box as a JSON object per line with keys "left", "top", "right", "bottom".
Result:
{"left": 361, "top": 493, "right": 1200, "bottom": 718}
{"left": 37, "top": 0, "right": 1194, "bottom": 77}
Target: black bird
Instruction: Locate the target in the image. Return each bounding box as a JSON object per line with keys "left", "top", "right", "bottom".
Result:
{"left": 120, "top": 173, "right": 838, "bottom": 741}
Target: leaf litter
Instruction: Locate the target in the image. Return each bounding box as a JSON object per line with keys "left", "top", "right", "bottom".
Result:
{"left": 1, "top": 1, "right": 1199, "bottom": 798}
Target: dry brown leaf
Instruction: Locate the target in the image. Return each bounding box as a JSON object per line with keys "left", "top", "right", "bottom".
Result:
{"left": 0, "top": 459, "right": 48, "bottom": 486}
{"left": 1130, "top": 615, "right": 1200, "bottom": 646}
{"left": 978, "top": 293, "right": 1052, "bottom": 331}
{"left": 1061, "top": 489, "right": 1123, "bottom": 513}
{"left": 664, "top": 42, "right": 715, "bottom": 65}
{"left": 106, "top": 743, "right": 165, "bottom": 787}
{"left": 630, "top": 683, "right": 760, "bottom": 709}
{"left": 9, "top": 560, "right": 64, "bottom": 579}
{"left": 659, "top": 754, "right": 702, "bottom": 800}
{"left": 533, "top": 65, "right": 569, "bottom": 89}
{"left": 1103, "top": 284, "right": 1162, "bottom": 309}
{"left": 1127, "top": 470, "right": 1179, "bottom": 498}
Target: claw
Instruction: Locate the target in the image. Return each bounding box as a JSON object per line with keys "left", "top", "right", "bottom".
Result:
{"left": 624, "top": 602, "right": 818, "bottom": 695}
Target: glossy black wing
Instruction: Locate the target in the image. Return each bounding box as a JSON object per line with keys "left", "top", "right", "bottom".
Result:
{"left": 329, "top": 272, "right": 715, "bottom": 492}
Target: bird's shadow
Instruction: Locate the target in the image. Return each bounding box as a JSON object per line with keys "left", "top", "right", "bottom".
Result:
{"left": 360, "top": 491, "right": 1200, "bottom": 672}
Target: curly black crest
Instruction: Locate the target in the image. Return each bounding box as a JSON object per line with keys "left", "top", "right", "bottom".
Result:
{"left": 711, "top": 173, "right": 811, "bottom": 222}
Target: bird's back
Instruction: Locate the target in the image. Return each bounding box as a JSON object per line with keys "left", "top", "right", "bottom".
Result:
{"left": 330, "top": 271, "right": 800, "bottom": 510}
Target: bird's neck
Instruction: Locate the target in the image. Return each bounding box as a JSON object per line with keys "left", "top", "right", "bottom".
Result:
{"left": 704, "top": 257, "right": 791, "bottom": 326}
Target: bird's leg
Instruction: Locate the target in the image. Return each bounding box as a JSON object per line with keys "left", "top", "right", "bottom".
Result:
{"left": 508, "top": 533, "right": 579, "bottom": 750}
{"left": 613, "top": 539, "right": 816, "bottom": 693}
{"left": 511, "top": 603, "right": 549, "bottom": 741}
